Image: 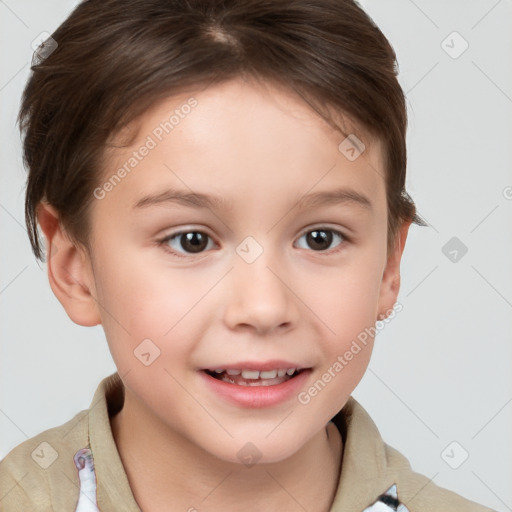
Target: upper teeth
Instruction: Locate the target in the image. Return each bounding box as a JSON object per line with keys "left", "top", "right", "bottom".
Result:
{"left": 211, "top": 368, "right": 298, "bottom": 379}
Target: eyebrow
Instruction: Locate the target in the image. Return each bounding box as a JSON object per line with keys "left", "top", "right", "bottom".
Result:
{"left": 133, "top": 187, "right": 373, "bottom": 212}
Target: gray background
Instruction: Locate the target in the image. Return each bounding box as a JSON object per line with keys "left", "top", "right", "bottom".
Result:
{"left": 1, "top": 1, "right": 511, "bottom": 510}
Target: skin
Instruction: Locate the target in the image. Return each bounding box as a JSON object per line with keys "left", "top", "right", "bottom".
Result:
{"left": 38, "top": 76, "right": 410, "bottom": 511}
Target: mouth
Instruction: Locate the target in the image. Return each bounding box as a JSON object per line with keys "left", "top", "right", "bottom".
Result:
{"left": 203, "top": 367, "right": 306, "bottom": 387}
{"left": 199, "top": 362, "right": 312, "bottom": 408}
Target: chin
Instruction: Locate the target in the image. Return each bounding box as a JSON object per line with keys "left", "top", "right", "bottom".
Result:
{"left": 203, "top": 436, "right": 304, "bottom": 467}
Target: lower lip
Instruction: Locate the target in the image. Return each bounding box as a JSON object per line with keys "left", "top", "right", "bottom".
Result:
{"left": 200, "top": 369, "right": 311, "bottom": 408}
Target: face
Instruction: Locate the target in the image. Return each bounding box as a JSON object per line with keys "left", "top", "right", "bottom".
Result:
{"left": 53, "top": 77, "right": 407, "bottom": 464}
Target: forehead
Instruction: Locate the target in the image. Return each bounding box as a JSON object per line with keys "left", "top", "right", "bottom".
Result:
{"left": 99, "top": 77, "right": 386, "bottom": 216}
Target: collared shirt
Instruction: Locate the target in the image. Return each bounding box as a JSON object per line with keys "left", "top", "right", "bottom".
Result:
{"left": 0, "top": 372, "right": 495, "bottom": 511}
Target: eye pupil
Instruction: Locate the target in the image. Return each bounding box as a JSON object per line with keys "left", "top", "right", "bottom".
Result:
{"left": 181, "top": 232, "right": 208, "bottom": 253}
{"left": 307, "top": 230, "right": 332, "bottom": 251}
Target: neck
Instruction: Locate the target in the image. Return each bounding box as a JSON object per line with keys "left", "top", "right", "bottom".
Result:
{"left": 110, "top": 389, "right": 343, "bottom": 512}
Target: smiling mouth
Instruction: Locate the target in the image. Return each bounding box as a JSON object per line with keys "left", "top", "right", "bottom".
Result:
{"left": 203, "top": 368, "right": 306, "bottom": 386}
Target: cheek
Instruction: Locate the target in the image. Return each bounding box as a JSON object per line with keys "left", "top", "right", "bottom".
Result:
{"left": 311, "top": 249, "right": 385, "bottom": 339}
{"left": 91, "top": 245, "right": 208, "bottom": 371}
{"left": 303, "top": 246, "right": 384, "bottom": 401}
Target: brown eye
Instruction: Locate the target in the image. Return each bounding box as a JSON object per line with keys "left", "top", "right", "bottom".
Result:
{"left": 306, "top": 230, "right": 332, "bottom": 251}
{"left": 295, "top": 228, "right": 345, "bottom": 252}
{"left": 162, "top": 230, "right": 214, "bottom": 256}
{"left": 179, "top": 232, "right": 209, "bottom": 253}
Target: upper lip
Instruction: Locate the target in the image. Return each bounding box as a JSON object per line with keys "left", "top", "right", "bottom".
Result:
{"left": 201, "top": 360, "right": 310, "bottom": 371}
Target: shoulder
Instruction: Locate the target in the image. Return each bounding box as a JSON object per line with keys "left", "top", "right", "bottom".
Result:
{"left": 332, "top": 397, "right": 497, "bottom": 512}
{"left": 0, "top": 409, "right": 90, "bottom": 511}
{"left": 383, "top": 442, "right": 496, "bottom": 512}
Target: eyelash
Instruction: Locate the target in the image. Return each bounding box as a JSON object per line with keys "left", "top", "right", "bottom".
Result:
{"left": 157, "top": 226, "right": 349, "bottom": 260}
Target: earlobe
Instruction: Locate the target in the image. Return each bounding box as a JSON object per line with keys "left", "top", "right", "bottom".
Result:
{"left": 37, "top": 202, "right": 101, "bottom": 327}
{"left": 377, "top": 220, "right": 412, "bottom": 320}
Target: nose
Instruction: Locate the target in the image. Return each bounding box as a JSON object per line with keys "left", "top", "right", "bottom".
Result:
{"left": 223, "top": 250, "right": 300, "bottom": 336}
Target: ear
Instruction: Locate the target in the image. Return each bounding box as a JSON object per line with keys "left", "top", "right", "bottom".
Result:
{"left": 37, "top": 202, "right": 101, "bottom": 327}
{"left": 376, "top": 220, "right": 411, "bottom": 321}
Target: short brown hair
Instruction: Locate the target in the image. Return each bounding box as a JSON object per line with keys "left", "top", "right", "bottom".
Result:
{"left": 19, "top": 0, "right": 427, "bottom": 261}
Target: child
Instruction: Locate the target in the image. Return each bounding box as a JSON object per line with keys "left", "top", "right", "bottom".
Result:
{"left": 0, "top": 0, "right": 498, "bottom": 510}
